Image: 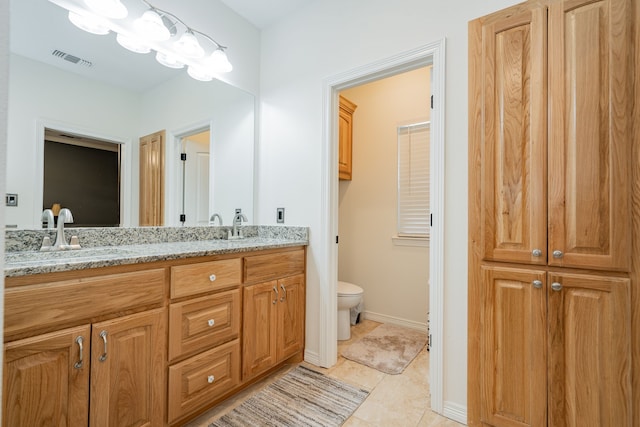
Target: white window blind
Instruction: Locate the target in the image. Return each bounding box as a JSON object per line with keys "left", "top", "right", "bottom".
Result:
{"left": 397, "top": 122, "right": 430, "bottom": 237}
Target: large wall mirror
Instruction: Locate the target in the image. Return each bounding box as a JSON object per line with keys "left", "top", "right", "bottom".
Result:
{"left": 6, "top": 0, "right": 255, "bottom": 229}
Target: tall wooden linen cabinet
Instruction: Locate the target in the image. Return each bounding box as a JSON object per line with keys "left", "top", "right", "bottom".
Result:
{"left": 468, "top": 0, "right": 639, "bottom": 426}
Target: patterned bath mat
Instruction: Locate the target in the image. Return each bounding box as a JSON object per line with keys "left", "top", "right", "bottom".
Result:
{"left": 209, "top": 365, "right": 369, "bottom": 427}
{"left": 342, "top": 323, "right": 427, "bottom": 374}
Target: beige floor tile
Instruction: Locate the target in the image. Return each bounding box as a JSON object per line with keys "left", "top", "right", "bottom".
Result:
{"left": 326, "top": 359, "right": 386, "bottom": 390}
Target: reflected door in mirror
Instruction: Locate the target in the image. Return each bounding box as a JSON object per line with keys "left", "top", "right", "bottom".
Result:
{"left": 140, "top": 130, "right": 165, "bottom": 226}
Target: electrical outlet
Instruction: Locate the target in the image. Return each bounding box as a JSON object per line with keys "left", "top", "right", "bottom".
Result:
{"left": 277, "top": 208, "right": 285, "bottom": 224}
{"left": 5, "top": 193, "right": 18, "bottom": 207}
{"left": 235, "top": 208, "right": 242, "bottom": 214}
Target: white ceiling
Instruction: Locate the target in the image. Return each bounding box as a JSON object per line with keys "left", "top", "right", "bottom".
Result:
{"left": 9, "top": 0, "right": 314, "bottom": 92}
{"left": 219, "top": 0, "right": 314, "bottom": 29}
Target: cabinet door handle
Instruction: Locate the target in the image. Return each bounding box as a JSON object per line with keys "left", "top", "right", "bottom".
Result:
{"left": 272, "top": 286, "right": 278, "bottom": 305}
{"left": 552, "top": 250, "right": 564, "bottom": 259}
{"left": 532, "top": 280, "right": 543, "bottom": 289}
{"left": 551, "top": 282, "right": 563, "bottom": 292}
{"left": 280, "top": 284, "right": 286, "bottom": 303}
{"left": 99, "top": 330, "right": 108, "bottom": 362}
{"left": 209, "top": 274, "right": 217, "bottom": 282}
{"left": 532, "top": 249, "right": 542, "bottom": 257}
{"left": 74, "top": 336, "right": 84, "bottom": 369}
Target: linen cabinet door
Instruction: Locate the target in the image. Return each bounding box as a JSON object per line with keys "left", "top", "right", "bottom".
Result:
{"left": 242, "top": 281, "right": 278, "bottom": 379}
{"left": 547, "top": 272, "right": 631, "bottom": 426}
{"left": 480, "top": 266, "right": 546, "bottom": 427}
{"left": 3, "top": 325, "right": 91, "bottom": 427}
{"left": 547, "top": 0, "right": 633, "bottom": 271}
{"left": 89, "top": 309, "right": 166, "bottom": 427}
{"left": 276, "top": 274, "right": 305, "bottom": 362}
{"left": 475, "top": 2, "right": 548, "bottom": 266}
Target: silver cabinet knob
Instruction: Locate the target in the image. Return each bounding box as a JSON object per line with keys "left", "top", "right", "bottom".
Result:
{"left": 209, "top": 274, "right": 217, "bottom": 282}
{"left": 551, "top": 282, "right": 563, "bottom": 291}
{"left": 552, "top": 250, "right": 563, "bottom": 259}
{"left": 532, "top": 249, "right": 542, "bottom": 257}
{"left": 207, "top": 319, "right": 215, "bottom": 327}
{"left": 207, "top": 375, "right": 215, "bottom": 384}
{"left": 532, "top": 280, "right": 543, "bottom": 289}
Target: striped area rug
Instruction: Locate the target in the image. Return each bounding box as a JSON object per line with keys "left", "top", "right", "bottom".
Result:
{"left": 209, "top": 366, "right": 369, "bottom": 427}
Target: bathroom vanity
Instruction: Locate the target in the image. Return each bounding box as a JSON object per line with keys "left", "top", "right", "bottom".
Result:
{"left": 3, "top": 226, "right": 308, "bottom": 427}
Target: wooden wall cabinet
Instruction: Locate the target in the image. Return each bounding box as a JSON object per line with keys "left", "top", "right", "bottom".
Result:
{"left": 339, "top": 95, "right": 357, "bottom": 180}
{"left": 469, "top": 0, "right": 637, "bottom": 425}
{"left": 3, "top": 269, "right": 167, "bottom": 427}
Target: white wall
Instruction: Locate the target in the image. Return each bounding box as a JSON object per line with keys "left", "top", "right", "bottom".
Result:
{"left": 257, "top": 0, "right": 522, "bottom": 414}
{"left": 6, "top": 54, "right": 141, "bottom": 228}
{"left": 0, "top": 0, "right": 8, "bottom": 414}
{"left": 338, "top": 67, "right": 430, "bottom": 328}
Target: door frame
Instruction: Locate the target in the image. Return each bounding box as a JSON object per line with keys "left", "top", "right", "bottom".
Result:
{"left": 320, "top": 38, "right": 446, "bottom": 413}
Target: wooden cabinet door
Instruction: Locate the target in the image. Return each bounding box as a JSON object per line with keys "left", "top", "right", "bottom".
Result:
{"left": 547, "top": 272, "right": 631, "bottom": 426}
{"left": 480, "top": 266, "right": 546, "bottom": 427}
{"left": 547, "top": 0, "right": 633, "bottom": 271}
{"left": 277, "top": 275, "right": 305, "bottom": 361}
{"left": 89, "top": 309, "right": 166, "bottom": 427}
{"left": 242, "top": 281, "right": 278, "bottom": 379}
{"left": 3, "top": 325, "right": 91, "bottom": 427}
{"left": 139, "top": 130, "right": 165, "bottom": 226}
{"left": 338, "top": 95, "right": 357, "bottom": 180}
{"left": 474, "top": 2, "right": 548, "bottom": 265}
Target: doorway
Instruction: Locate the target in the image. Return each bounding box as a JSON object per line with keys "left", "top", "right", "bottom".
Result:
{"left": 321, "top": 40, "right": 446, "bottom": 413}
{"left": 179, "top": 130, "right": 211, "bottom": 226}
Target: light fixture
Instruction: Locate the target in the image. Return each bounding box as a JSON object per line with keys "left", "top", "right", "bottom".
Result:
{"left": 68, "top": 10, "right": 110, "bottom": 35}
{"left": 116, "top": 33, "right": 151, "bottom": 54}
{"left": 156, "top": 51, "right": 184, "bottom": 69}
{"left": 84, "top": 0, "right": 128, "bottom": 19}
{"left": 174, "top": 30, "right": 204, "bottom": 58}
{"left": 52, "top": 0, "right": 233, "bottom": 82}
{"left": 134, "top": 9, "right": 171, "bottom": 41}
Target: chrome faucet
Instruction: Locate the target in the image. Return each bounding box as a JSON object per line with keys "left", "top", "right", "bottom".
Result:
{"left": 209, "top": 213, "right": 223, "bottom": 225}
{"left": 41, "top": 209, "right": 55, "bottom": 229}
{"left": 53, "top": 208, "right": 74, "bottom": 250}
{"left": 230, "top": 212, "right": 248, "bottom": 239}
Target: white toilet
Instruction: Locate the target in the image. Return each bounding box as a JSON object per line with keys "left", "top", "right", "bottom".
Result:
{"left": 337, "top": 281, "right": 364, "bottom": 340}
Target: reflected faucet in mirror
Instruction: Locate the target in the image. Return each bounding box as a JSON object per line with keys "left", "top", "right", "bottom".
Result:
{"left": 209, "top": 213, "right": 223, "bottom": 225}
{"left": 40, "top": 208, "right": 82, "bottom": 251}
{"left": 41, "top": 209, "right": 55, "bottom": 229}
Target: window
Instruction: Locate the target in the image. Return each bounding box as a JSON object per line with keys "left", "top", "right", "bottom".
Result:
{"left": 397, "top": 121, "right": 430, "bottom": 239}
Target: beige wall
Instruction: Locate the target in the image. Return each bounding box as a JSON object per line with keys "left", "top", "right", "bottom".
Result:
{"left": 338, "top": 67, "right": 431, "bottom": 328}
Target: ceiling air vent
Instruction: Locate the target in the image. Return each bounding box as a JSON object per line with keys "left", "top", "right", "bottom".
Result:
{"left": 51, "top": 49, "right": 93, "bottom": 68}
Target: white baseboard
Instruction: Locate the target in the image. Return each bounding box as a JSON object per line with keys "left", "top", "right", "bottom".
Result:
{"left": 362, "top": 310, "right": 428, "bottom": 333}
{"left": 442, "top": 401, "right": 467, "bottom": 425}
{"left": 304, "top": 348, "right": 321, "bottom": 367}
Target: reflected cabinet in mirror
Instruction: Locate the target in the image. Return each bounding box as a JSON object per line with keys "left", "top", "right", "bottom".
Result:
{"left": 6, "top": 0, "right": 255, "bottom": 229}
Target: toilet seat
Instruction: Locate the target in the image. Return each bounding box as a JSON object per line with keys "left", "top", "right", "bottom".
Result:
{"left": 338, "top": 281, "right": 363, "bottom": 296}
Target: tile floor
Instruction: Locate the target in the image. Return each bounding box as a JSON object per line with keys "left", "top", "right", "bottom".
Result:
{"left": 186, "top": 320, "right": 465, "bottom": 427}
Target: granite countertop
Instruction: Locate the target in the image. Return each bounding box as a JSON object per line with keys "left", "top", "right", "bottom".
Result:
{"left": 5, "top": 226, "right": 308, "bottom": 278}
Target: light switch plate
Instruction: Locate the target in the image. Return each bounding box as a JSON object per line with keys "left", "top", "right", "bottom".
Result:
{"left": 277, "top": 208, "right": 285, "bottom": 224}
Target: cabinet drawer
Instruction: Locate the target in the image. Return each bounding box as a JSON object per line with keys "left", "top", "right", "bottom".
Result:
{"left": 167, "top": 339, "right": 240, "bottom": 423}
{"left": 171, "top": 258, "right": 241, "bottom": 299}
{"left": 4, "top": 269, "right": 165, "bottom": 341}
{"left": 168, "top": 289, "right": 240, "bottom": 361}
{"left": 244, "top": 249, "right": 305, "bottom": 283}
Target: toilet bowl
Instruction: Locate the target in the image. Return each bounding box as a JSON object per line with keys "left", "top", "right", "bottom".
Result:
{"left": 337, "top": 281, "right": 364, "bottom": 340}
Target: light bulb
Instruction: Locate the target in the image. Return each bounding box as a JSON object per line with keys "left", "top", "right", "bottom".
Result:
{"left": 116, "top": 33, "right": 151, "bottom": 54}
{"left": 68, "top": 11, "right": 110, "bottom": 35}
{"left": 174, "top": 31, "right": 204, "bottom": 58}
{"left": 134, "top": 9, "right": 171, "bottom": 41}
{"left": 206, "top": 49, "right": 233, "bottom": 73}
{"left": 156, "top": 51, "right": 185, "bottom": 69}
{"left": 84, "top": 0, "right": 128, "bottom": 19}
{"left": 187, "top": 65, "right": 213, "bottom": 82}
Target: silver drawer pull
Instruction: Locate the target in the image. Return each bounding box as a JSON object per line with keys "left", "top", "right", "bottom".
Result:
{"left": 551, "top": 282, "right": 563, "bottom": 292}
{"left": 99, "top": 330, "right": 108, "bottom": 362}
{"left": 532, "top": 280, "right": 542, "bottom": 289}
{"left": 552, "top": 250, "right": 563, "bottom": 258}
{"left": 74, "top": 336, "right": 84, "bottom": 369}
{"left": 208, "top": 319, "right": 215, "bottom": 327}
{"left": 280, "top": 284, "right": 286, "bottom": 303}
{"left": 209, "top": 274, "right": 217, "bottom": 282}
{"left": 273, "top": 286, "right": 278, "bottom": 305}
{"left": 532, "top": 249, "right": 542, "bottom": 257}
{"left": 207, "top": 375, "right": 215, "bottom": 384}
